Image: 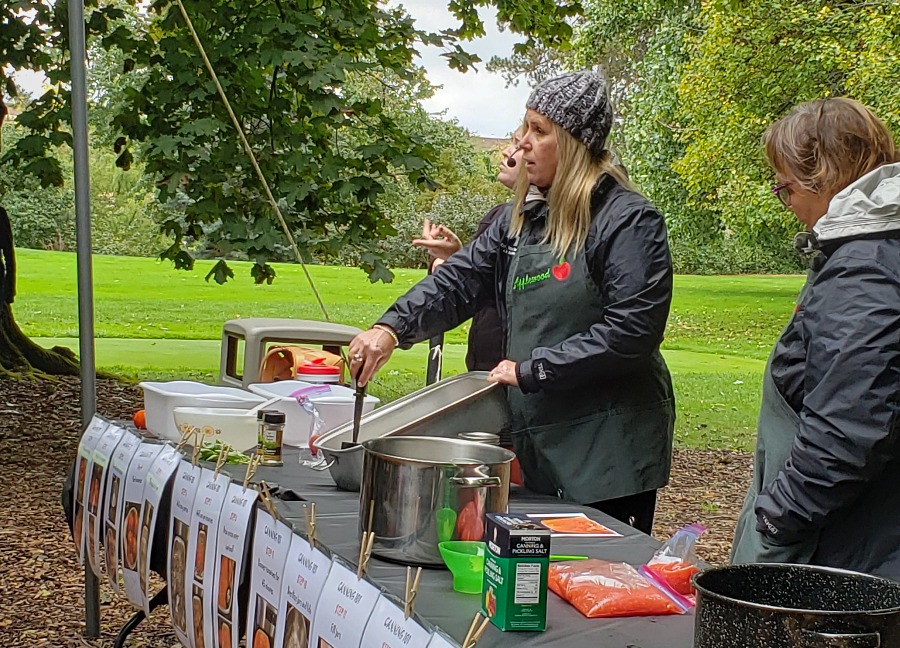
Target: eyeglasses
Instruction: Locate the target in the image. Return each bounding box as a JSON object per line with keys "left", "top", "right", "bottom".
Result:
{"left": 771, "top": 182, "right": 793, "bottom": 207}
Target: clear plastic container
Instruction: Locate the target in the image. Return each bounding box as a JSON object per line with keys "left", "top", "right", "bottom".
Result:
{"left": 297, "top": 359, "right": 341, "bottom": 384}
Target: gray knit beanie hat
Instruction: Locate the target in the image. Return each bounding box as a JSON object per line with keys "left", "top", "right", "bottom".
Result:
{"left": 526, "top": 70, "right": 612, "bottom": 159}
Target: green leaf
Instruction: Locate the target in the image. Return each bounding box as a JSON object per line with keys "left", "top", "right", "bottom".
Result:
{"left": 205, "top": 260, "right": 235, "bottom": 284}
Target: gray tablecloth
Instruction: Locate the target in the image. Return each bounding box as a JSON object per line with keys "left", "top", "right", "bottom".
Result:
{"left": 224, "top": 450, "right": 696, "bottom": 648}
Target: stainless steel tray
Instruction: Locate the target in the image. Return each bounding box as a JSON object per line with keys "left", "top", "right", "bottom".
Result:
{"left": 313, "top": 372, "right": 511, "bottom": 491}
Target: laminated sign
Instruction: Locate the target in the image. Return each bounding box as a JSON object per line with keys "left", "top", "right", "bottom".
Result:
{"left": 169, "top": 459, "right": 202, "bottom": 647}
{"left": 245, "top": 509, "right": 292, "bottom": 648}
{"left": 309, "top": 559, "right": 381, "bottom": 648}
{"left": 121, "top": 442, "right": 165, "bottom": 608}
{"left": 72, "top": 415, "right": 110, "bottom": 565}
{"left": 140, "top": 445, "right": 182, "bottom": 617}
{"left": 104, "top": 430, "right": 142, "bottom": 593}
{"left": 427, "top": 629, "right": 462, "bottom": 648}
{"left": 274, "top": 535, "right": 332, "bottom": 648}
{"left": 213, "top": 482, "right": 258, "bottom": 648}
{"left": 187, "top": 467, "right": 232, "bottom": 648}
{"left": 360, "top": 594, "right": 431, "bottom": 648}
{"left": 87, "top": 423, "right": 126, "bottom": 578}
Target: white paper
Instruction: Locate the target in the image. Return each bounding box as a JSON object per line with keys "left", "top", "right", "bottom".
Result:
{"left": 427, "top": 629, "right": 462, "bottom": 648}
{"left": 104, "top": 430, "right": 143, "bottom": 593}
{"left": 360, "top": 595, "right": 431, "bottom": 648}
{"left": 213, "top": 482, "right": 259, "bottom": 648}
{"left": 139, "top": 444, "right": 182, "bottom": 616}
{"left": 73, "top": 415, "right": 110, "bottom": 565}
{"left": 310, "top": 560, "right": 381, "bottom": 648}
{"left": 87, "top": 423, "right": 126, "bottom": 578}
{"left": 245, "top": 510, "right": 292, "bottom": 648}
{"left": 186, "top": 467, "right": 231, "bottom": 648}
{"left": 525, "top": 512, "right": 622, "bottom": 537}
{"left": 121, "top": 442, "right": 165, "bottom": 608}
{"left": 168, "top": 459, "right": 202, "bottom": 647}
{"left": 275, "top": 535, "right": 332, "bottom": 648}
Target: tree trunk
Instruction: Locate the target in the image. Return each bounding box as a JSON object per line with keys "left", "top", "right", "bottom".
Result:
{"left": 0, "top": 205, "right": 79, "bottom": 377}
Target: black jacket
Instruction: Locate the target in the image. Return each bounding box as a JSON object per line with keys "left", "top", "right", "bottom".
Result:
{"left": 379, "top": 175, "right": 673, "bottom": 395}
{"left": 755, "top": 163, "right": 900, "bottom": 579}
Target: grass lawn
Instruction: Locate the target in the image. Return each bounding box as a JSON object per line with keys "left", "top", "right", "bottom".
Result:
{"left": 17, "top": 248, "right": 805, "bottom": 451}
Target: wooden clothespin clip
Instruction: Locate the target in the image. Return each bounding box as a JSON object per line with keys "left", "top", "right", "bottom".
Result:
{"left": 356, "top": 530, "right": 375, "bottom": 579}
{"left": 191, "top": 429, "right": 202, "bottom": 466}
{"left": 462, "top": 612, "right": 491, "bottom": 648}
{"left": 213, "top": 443, "right": 228, "bottom": 478}
{"left": 175, "top": 427, "right": 194, "bottom": 453}
{"left": 403, "top": 566, "right": 422, "bottom": 619}
{"left": 303, "top": 502, "right": 317, "bottom": 545}
{"left": 258, "top": 480, "right": 280, "bottom": 518}
{"left": 243, "top": 454, "right": 260, "bottom": 489}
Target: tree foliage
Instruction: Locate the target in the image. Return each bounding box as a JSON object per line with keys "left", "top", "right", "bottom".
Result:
{"left": 570, "top": 0, "right": 900, "bottom": 273}
{"left": 1, "top": 0, "right": 579, "bottom": 284}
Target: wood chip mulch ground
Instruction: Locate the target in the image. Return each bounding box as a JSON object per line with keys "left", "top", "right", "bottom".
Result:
{"left": 0, "top": 375, "right": 752, "bottom": 646}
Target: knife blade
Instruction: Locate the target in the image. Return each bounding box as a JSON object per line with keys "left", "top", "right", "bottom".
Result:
{"left": 351, "top": 374, "right": 366, "bottom": 446}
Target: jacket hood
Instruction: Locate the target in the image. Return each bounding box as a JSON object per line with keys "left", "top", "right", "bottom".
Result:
{"left": 814, "top": 162, "right": 900, "bottom": 243}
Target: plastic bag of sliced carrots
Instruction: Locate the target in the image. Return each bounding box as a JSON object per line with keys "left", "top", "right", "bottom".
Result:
{"left": 644, "top": 523, "right": 705, "bottom": 596}
{"left": 548, "top": 559, "right": 694, "bottom": 618}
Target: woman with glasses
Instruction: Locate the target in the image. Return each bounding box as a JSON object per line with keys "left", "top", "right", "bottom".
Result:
{"left": 732, "top": 97, "right": 900, "bottom": 579}
{"left": 348, "top": 70, "right": 675, "bottom": 534}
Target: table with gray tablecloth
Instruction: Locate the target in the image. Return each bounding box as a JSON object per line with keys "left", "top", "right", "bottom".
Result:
{"left": 224, "top": 450, "right": 696, "bottom": 648}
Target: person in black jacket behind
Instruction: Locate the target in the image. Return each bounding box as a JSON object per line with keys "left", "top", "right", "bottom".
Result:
{"left": 349, "top": 70, "right": 675, "bottom": 534}
{"left": 731, "top": 98, "right": 900, "bottom": 580}
{"left": 411, "top": 127, "right": 529, "bottom": 371}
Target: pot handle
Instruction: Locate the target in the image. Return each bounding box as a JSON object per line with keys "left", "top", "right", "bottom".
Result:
{"left": 450, "top": 475, "right": 502, "bottom": 488}
{"left": 310, "top": 458, "right": 335, "bottom": 471}
{"left": 801, "top": 630, "right": 880, "bottom": 648}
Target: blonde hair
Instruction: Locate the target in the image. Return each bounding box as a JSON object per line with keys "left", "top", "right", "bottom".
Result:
{"left": 764, "top": 97, "right": 899, "bottom": 194}
{"left": 510, "top": 123, "right": 632, "bottom": 257}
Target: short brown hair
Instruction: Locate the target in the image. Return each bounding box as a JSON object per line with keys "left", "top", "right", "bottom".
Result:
{"left": 764, "top": 97, "right": 898, "bottom": 194}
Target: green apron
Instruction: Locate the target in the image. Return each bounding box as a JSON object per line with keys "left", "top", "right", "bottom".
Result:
{"left": 504, "top": 228, "right": 675, "bottom": 504}
{"left": 731, "top": 274, "right": 820, "bottom": 564}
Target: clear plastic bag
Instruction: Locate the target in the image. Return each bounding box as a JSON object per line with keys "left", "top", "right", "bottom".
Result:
{"left": 290, "top": 385, "right": 330, "bottom": 467}
{"left": 644, "top": 523, "right": 705, "bottom": 596}
{"left": 548, "top": 559, "right": 692, "bottom": 618}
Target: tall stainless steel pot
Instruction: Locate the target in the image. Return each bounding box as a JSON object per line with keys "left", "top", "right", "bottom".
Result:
{"left": 359, "top": 436, "right": 513, "bottom": 566}
{"left": 693, "top": 564, "right": 900, "bottom": 648}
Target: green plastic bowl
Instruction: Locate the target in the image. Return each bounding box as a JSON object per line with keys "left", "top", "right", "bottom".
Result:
{"left": 438, "top": 541, "right": 486, "bottom": 594}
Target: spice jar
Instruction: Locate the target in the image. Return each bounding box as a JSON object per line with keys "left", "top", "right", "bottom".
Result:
{"left": 257, "top": 410, "right": 285, "bottom": 466}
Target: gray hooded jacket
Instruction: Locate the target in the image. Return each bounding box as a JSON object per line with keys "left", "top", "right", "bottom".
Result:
{"left": 755, "top": 162, "right": 900, "bottom": 580}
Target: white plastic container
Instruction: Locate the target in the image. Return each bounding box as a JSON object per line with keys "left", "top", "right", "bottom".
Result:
{"left": 248, "top": 380, "right": 379, "bottom": 447}
{"left": 140, "top": 381, "right": 265, "bottom": 442}
{"left": 297, "top": 360, "right": 341, "bottom": 384}
{"left": 171, "top": 407, "right": 259, "bottom": 452}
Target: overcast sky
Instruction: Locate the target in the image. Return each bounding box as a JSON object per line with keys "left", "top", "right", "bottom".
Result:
{"left": 13, "top": 2, "right": 529, "bottom": 137}
{"left": 392, "top": 0, "right": 531, "bottom": 137}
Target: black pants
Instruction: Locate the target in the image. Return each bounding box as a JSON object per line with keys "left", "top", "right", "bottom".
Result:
{"left": 586, "top": 489, "right": 658, "bottom": 536}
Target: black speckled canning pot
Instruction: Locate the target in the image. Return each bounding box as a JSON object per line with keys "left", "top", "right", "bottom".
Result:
{"left": 693, "top": 564, "right": 900, "bottom": 648}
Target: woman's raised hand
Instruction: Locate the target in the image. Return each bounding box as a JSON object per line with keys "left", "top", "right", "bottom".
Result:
{"left": 412, "top": 217, "right": 462, "bottom": 261}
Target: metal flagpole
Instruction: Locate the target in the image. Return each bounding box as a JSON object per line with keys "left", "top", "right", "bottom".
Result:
{"left": 67, "top": 0, "right": 100, "bottom": 636}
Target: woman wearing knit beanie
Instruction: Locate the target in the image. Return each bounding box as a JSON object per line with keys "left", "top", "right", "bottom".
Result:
{"left": 350, "top": 70, "right": 675, "bottom": 534}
